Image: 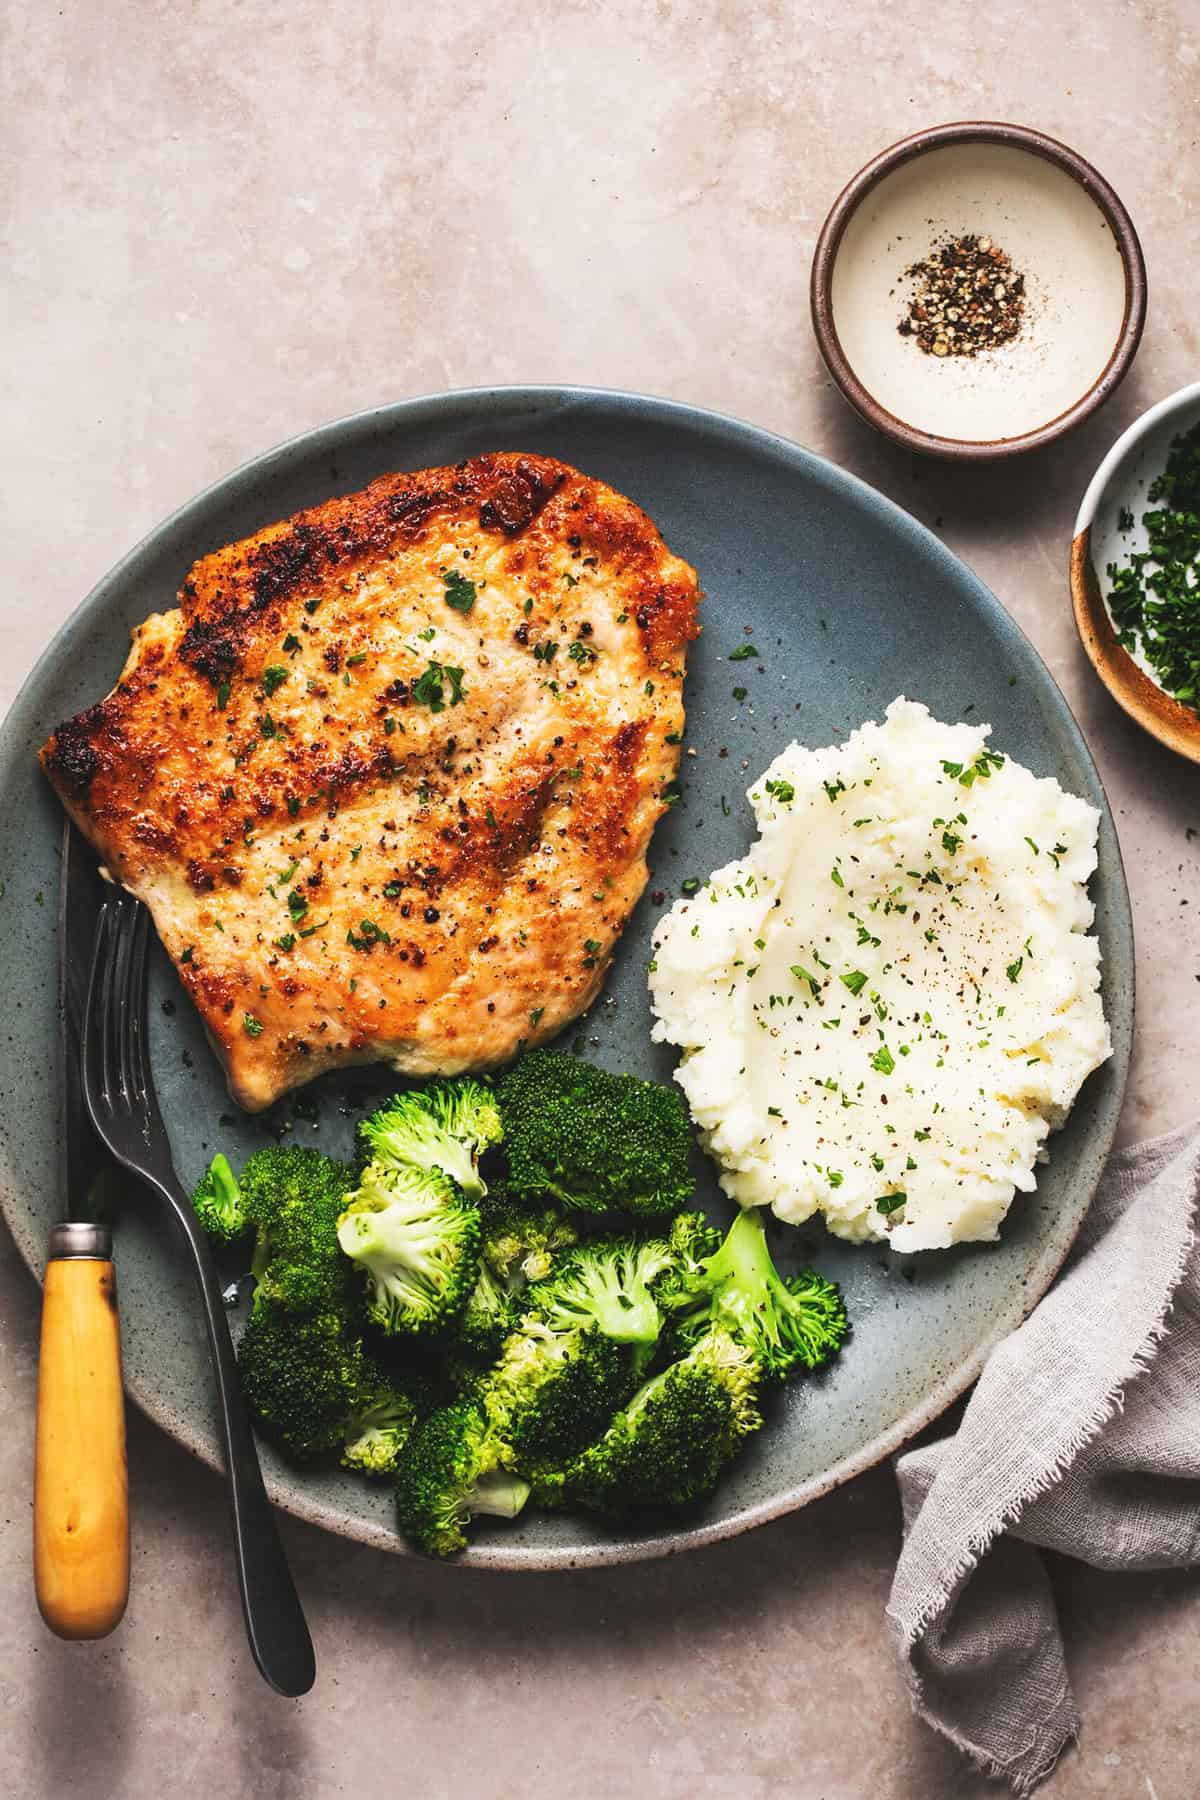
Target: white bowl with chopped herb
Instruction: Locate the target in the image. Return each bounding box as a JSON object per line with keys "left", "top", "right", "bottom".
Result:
{"left": 1072, "top": 381, "right": 1200, "bottom": 764}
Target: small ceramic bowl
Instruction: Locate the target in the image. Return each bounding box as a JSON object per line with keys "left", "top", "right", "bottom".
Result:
{"left": 1071, "top": 382, "right": 1200, "bottom": 763}
{"left": 811, "top": 122, "right": 1147, "bottom": 460}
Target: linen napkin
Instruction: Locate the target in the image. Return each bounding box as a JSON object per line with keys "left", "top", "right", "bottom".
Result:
{"left": 888, "top": 1121, "right": 1200, "bottom": 1793}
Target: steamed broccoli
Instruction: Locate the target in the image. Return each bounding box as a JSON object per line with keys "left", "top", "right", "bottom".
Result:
{"left": 394, "top": 1400, "right": 530, "bottom": 1556}
{"left": 238, "top": 1305, "right": 369, "bottom": 1464}
{"left": 478, "top": 1183, "right": 579, "bottom": 1287}
{"left": 358, "top": 1079, "right": 502, "bottom": 1200}
{"left": 239, "top": 1145, "right": 357, "bottom": 1315}
{"left": 521, "top": 1236, "right": 673, "bottom": 1362}
{"left": 645, "top": 1211, "right": 722, "bottom": 1312}
{"left": 482, "top": 1320, "right": 636, "bottom": 1466}
{"left": 565, "top": 1327, "right": 763, "bottom": 1514}
{"left": 457, "top": 1260, "right": 517, "bottom": 1361}
{"left": 496, "top": 1050, "right": 695, "bottom": 1215}
{"left": 667, "top": 1208, "right": 849, "bottom": 1380}
{"left": 190, "top": 1152, "right": 248, "bottom": 1245}
{"left": 337, "top": 1160, "right": 481, "bottom": 1338}
{"left": 341, "top": 1368, "right": 420, "bottom": 1478}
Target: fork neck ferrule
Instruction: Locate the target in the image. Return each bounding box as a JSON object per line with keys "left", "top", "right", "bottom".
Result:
{"left": 48, "top": 1222, "right": 112, "bottom": 1261}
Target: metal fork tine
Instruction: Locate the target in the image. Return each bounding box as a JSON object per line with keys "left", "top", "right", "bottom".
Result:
{"left": 111, "top": 898, "right": 135, "bottom": 1111}
{"left": 126, "top": 905, "right": 150, "bottom": 1102}
{"left": 84, "top": 900, "right": 113, "bottom": 1110}
{"left": 99, "top": 900, "right": 121, "bottom": 1111}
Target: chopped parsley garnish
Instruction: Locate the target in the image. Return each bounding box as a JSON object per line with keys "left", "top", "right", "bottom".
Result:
{"left": 262, "top": 665, "right": 288, "bottom": 696}
{"left": 729, "top": 643, "right": 759, "bottom": 662}
{"left": 823, "top": 779, "right": 846, "bottom": 803}
{"left": 282, "top": 633, "right": 301, "bottom": 654}
{"left": 1024, "top": 837, "right": 1040, "bottom": 855}
{"left": 346, "top": 650, "right": 368, "bottom": 665}
{"left": 765, "top": 778, "right": 795, "bottom": 803}
{"left": 383, "top": 881, "right": 403, "bottom": 898}
{"left": 732, "top": 686, "right": 748, "bottom": 702}
{"left": 1006, "top": 956, "right": 1024, "bottom": 983}
{"left": 791, "top": 964, "right": 821, "bottom": 991}
{"left": 840, "top": 970, "right": 868, "bottom": 996}
{"left": 827, "top": 1170, "right": 844, "bottom": 1188}
{"left": 1106, "top": 422, "right": 1200, "bottom": 704}
{"left": 529, "top": 1007, "right": 544, "bottom": 1026}
{"left": 242, "top": 1013, "right": 264, "bottom": 1037}
{"left": 568, "top": 640, "right": 598, "bottom": 666}
{"left": 941, "top": 829, "right": 962, "bottom": 855}
{"left": 287, "top": 889, "right": 309, "bottom": 920}
{"left": 180, "top": 946, "right": 194, "bottom": 964}
{"left": 274, "top": 933, "right": 296, "bottom": 952}
{"left": 681, "top": 877, "right": 701, "bottom": 895}
{"left": 412, "top": 660, "right": 466, "bottom": 712}
{"left": 287, "top": 795, "right": 301, "bottom": 817}
{"left": 871, "top": 1044, "right": 896, "bottom": 1076}
{"left": 442, "top": 570, "right": 477, "bottom": 613}
{"left": 533, "top": 640, "right": 558, "bottom": 665}
{"left": 216, "top": 680, "right": 231, "bottom": 710}
{"left": 830, "top": 865, "right": 845, "bottom": 888}
{"left": 876, "top": 1191, "right": 906, "bottom": 1216}
{"left": 350, "top": 845, "right": 362, "bottom": 860}
{"left": 347, "top": 917, "right": 390, "bottom": 949}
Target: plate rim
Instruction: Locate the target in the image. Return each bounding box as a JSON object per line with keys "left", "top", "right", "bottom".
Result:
{"left": 0, "top": 382, "right": 1133, "bottom": 1569}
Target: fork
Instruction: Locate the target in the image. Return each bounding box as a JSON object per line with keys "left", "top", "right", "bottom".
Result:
{"left": 82, "top": 891, "right": 316, "bottom": 1697}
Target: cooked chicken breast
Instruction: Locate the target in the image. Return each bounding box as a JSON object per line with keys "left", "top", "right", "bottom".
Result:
{"left": 41, "top": 453, "right": 700, "bottom": 1110}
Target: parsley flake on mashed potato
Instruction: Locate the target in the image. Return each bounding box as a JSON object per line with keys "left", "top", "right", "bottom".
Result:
{"left": 648, "top": 699, "right": 1111, "bottom": 1253}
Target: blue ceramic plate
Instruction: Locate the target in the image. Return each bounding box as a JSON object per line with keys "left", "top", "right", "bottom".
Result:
{"left": 0, "top": 388, "right": 1132, "bottom": 1568}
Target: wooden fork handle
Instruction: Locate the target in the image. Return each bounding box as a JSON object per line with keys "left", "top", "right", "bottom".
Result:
{"left": 34, "top": 1224, "right": 129, "bottom": 1639}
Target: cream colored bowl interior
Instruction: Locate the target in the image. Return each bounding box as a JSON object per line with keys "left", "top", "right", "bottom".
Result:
{"left": 830, "top": 142, "right": 1128, "bottom": 444}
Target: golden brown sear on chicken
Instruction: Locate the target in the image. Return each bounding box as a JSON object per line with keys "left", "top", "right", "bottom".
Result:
{"left": 41, "top": 453, "right": 700, "bottom": 1109}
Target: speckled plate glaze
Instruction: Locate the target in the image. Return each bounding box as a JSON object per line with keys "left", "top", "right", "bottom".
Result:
{"left": 0, "top": 387, "right": 1132, "bottom": 1569}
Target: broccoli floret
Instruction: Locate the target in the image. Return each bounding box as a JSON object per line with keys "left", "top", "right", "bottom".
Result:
{"left": 190, "top": 1152, "right": 248, "bottom": 1245}
{"left": 358, "top": 1079, "right": 501, "bottom": 1200}
{"left": 394, "top": 1400, "right": 530, "bottom": 1556}
{"left": 522, "top": 1237, "right": 673, "bottom": 1361}
{"left": 482, "top": 1320, "right": 637, "bottom": 1464}
{"left": 238, "top": 1306, "right": 368, "bottom": 1464}
{"left": 496, "top": 1050, "right": 695, "bottom": 1215}
{"left": 457, "top": 1259, "right": 517, "bottom": 1361}
{"left": 478, "top": 1183, "right": 579, "bottom": 1287}
{"left": 641, "top": 1210, "right": 722, "bottom": 1312}
{"left": 337, "top": 1160, "right": 481, "bottom": 1338}
{"left": 237, "top": 1145, "right": 357, "bottom": 1315}
{"left": 341, "top": 1367, "right": 420, "bottom": 1478}
{"left": 565, "top": 1327, "right": 763, "bottom": 1514}
{"left": 670, "top": 1208, "right": 849, "bottom": 1379}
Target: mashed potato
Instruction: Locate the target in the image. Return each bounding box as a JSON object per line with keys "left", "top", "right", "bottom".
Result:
{"left": 649, "top": 699, "right": 1110, "bottom": 1252}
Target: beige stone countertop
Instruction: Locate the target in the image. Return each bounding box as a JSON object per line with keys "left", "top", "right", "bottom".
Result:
{"left": 3, "top": 3, "right": 1199, "bottom": 1795}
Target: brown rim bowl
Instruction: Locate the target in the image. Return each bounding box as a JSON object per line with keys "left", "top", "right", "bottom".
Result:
{"left": 811, "top": 121, "right": 1147, "bottom": 461}
{"left": 1071, "top": 381, "right": 1200, "bottom": 762}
